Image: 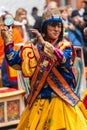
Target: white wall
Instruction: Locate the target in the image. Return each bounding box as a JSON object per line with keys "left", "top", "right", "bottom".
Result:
{"left": 0, "top": 0, "right": 46, "bottom": 26}
{"left": 0, "top": 0, "right": 46, "bottom": 16}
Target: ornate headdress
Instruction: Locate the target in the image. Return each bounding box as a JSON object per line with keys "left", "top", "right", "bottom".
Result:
{"left": 42, "top": 8, "right": 62, "bottom": 28}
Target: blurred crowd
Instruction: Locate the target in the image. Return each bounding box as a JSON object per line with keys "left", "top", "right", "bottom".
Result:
{"left": 0, "top": 0, "right": 87, "bottom": 88}
{"left": 0, "top": 1, "right": 86, "bottom": 64}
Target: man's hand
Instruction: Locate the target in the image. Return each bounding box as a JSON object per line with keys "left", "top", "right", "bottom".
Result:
{"left": 44, "top": 42, "right": 57, "bottom": 60}
{"left": 30, "top": 29, "right": 45, "bottom": 46}
{"left": 30, "top": 29, "right": 57, "bottom": 60}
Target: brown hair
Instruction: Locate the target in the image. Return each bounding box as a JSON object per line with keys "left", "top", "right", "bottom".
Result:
{"left": 14, "top": 8, "right": 29, "bottom": 27}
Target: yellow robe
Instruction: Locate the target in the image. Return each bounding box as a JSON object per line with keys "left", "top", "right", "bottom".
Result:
{"left": 16, "top": 97, "right": 87, "bottom": 130}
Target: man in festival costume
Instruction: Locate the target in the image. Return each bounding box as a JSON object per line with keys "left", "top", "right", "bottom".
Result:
{"left": 1, "top": 8, "right": 87, "bottom": 130}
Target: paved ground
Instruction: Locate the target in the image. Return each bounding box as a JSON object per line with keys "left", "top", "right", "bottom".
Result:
{"left": 1, "top": 125, "right": 17, "bottom": 130}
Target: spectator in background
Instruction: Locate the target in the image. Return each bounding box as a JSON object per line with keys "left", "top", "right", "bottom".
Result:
{"left": 66, "top": 10, "right": 87, "bottom": 98}
{"left": 31, "top": 7, "right": 38, "bottom": 21}
{"left": 45, "top": 1, "right": 58, "bottom": 11}
{"left": 33, "top": 6, "right": 42, "bottom": 34}
{"left": 81, "top": 6, "right": 87, "bottom": 66}
{"left": 0, "top": 6, "right": 10, "bottom": 66}
{"left": 83, "top": 7, "right": 87, "bottom": 25}
{"left": 0, "top": 12, "right": 23, "bottom": 88}
{"left": 79, "top": 0, "right": 87, "bottom": 16}
{"left": 83, "top": 26, "right": 87, "bottom": 66}
{"left": 33, "top": 15, "right": 42, "bottom": 33}
{"left": 14, "top": 8, "right": 30, "bottom": 42}
{"left": 33, "top": 1, "right": 58, "bottom": 33}
{"left": 67, "top": 10, "right": 84, "bottom": 46}
{"left": 67, "top": 5, "right": 73, "bottom": 23}
{"left": 59, "top": 6, "right": 74, "bottom": 38}
{"left": 59, "top": 6, "right": 69, "bottom": 36}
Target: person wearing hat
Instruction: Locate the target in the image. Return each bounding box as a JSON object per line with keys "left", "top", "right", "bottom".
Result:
{"left": 1, "top": 8, "right": 87, "bottom": 130}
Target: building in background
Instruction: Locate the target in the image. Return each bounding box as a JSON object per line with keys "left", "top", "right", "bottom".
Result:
{"left": 46, "top": 0, "right": 87, "bottom": 9}
{"left": 0, "top": 0, "right": 46, "bottom": 16}
{"left": 0, "top": 0, "right": 86, "bottom": 18}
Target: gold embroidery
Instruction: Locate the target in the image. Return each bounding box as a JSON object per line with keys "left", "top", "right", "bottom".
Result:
{"left": 7, "top": 52, "right": 14, "bottom": 60}
{"left": 21, "top": 44, "right": 37, "bottom": 77}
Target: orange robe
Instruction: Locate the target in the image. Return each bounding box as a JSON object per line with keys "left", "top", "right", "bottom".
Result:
{"left": 0, "top": 27, "right": 23, "bottom": 66}
{"left": 0, "top": 27, "right": 23, "bottom": 87}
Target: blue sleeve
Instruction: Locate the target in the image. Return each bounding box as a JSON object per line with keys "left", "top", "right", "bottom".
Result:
{"left": 67, "top": 30, "right": 82, "bottom": 46}
{"left": 5, "top": 46, "right": 22, "bottom": 70}
{"left": 60, "top": 47, "right": 72, "bottom": 69}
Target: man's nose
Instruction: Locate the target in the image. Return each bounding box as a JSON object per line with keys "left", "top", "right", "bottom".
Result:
{"left": 54, "top": 26, "right": 59, "bottom": 31}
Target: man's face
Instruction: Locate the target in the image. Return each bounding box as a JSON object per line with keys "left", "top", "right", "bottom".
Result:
{"left": 72, "top": 15, "right": 81, "bottom": 25}
{"left": 47, "top": 23, "right": 62, "bottom": 40}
